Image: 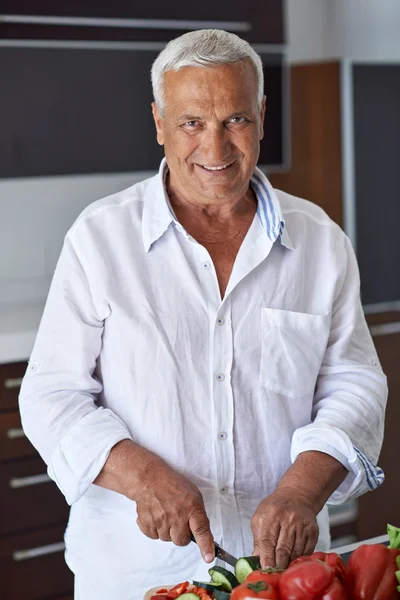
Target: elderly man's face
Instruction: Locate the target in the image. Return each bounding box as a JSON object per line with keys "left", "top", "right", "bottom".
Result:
{"left": 152, "top": 60, "right": 266, "bottom": 204}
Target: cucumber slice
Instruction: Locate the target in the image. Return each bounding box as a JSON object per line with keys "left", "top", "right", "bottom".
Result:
{"left": 208, "top": 566, "right": 239, "bottom": 591}
{"left": 192, "top": 581, "right": 223, "bottom": 592}
{"left": 213, "top": 591, "right": 231, "bottom": 600}
{"left": 176, "top": 594, "right": 201, "bottom": 600}
{"left": 234, "top": 556, "right": 261, "bottom": 583}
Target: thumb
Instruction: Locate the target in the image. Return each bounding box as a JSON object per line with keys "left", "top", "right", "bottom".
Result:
{"left": 189, "top": 511, "right": 214, "bottom": 564}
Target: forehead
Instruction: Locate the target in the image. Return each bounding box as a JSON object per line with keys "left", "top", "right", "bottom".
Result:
{"left": 163, "top": 61, "right": 259, "bottom": 113}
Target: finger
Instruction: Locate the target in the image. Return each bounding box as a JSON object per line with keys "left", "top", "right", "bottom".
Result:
{"left": 275, "top": 527, "right": 296, "bottom": 569}
{"left": 290, "top": 530, "right": 306, "bottom": 563}
{"left": 157, "top": 528, "right": 172, "bottom": 542}
{"left": 189, "top": 509, "right": 214, "bottom": 563}
{"left": 253, "top": 524, "right": 280, "bottom": 569}
{"left": 170, "top": 523, "right": 192, "bottom": 547}
{"left": 136, "top": 517, "right": 158, "bottom": 540}
{"left": 303, "top": 523, "right": 319, "bottom": 556}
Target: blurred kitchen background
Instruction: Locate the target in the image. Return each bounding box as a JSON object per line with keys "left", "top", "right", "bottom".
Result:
{"left": 1, "top": 1, "right": 400, "bottom": 597}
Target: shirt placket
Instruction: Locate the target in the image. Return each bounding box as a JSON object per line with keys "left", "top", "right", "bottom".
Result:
{"left": 193, "top": 243, "right": 237, "bottom": 546}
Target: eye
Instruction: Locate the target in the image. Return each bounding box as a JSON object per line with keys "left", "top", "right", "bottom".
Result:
{"left": 229, "top": 116, "right": 248, "bottom": 124}
{"left": 183, "top": 120, "right": 199, "bottom": 128}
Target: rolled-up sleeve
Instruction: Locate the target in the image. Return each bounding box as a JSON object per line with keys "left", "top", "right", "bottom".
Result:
{"left": 19, "top": 234, "right": 133, "bottom": 505}
{"left": 291, "top": 234, "right": 387, "bottom": 504}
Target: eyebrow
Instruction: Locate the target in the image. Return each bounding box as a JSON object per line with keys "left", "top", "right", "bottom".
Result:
{"left": 177, "top": 110, "right": 252, "bottom": 122}
{"left": 177, "top": 114, "right": 203, "bottom": 122}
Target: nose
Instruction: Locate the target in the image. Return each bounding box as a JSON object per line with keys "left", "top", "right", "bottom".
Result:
{"left": 201, "top": 124, "right": 233, "bottom": 165}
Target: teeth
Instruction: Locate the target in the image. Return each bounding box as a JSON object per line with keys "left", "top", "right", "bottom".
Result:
{"left": 202, "top": 163, "right": 231, "bottom": 171}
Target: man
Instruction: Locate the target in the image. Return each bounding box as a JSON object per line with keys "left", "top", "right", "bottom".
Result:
{"left": 19, "top": 29, "right": 386, "bottom": 599}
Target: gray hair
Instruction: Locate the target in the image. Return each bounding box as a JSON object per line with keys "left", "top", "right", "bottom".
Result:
{"left": 151, "top": 29, "right": 264, "bottom": 114}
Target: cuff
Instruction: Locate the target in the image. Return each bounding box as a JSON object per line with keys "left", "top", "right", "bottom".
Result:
{"left": 47, "top": 407, "right": 133, "bottom": 505}
{"left": 290, "top": 423, "right": 383, "bottom": 505}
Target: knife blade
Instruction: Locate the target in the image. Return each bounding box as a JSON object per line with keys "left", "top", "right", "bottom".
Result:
{"left": 190, "top": 534, "right": 238, "bottom": 567}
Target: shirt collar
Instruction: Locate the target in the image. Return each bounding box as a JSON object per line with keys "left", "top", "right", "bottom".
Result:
{"left": 250, "top": 166, "right": 293, "bottom": 250}
{"left": 142, "top": 158, "right": 293, "bottom": 252}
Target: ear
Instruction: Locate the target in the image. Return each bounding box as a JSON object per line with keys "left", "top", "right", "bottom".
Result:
{"left": 152, "top": 102, "right": 165, "bottom": 146}
{"left": 259, "top": 95, "right": 266, "bottom": 140}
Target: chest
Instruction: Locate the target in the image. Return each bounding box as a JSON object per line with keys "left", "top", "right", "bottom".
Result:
{"left": 202, "top": 239, "right": 244, "bottom": 298}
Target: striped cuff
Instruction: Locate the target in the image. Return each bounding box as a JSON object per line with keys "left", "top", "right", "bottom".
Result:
{"left": 354, "top": 446, "right": 384, "bottom": 491}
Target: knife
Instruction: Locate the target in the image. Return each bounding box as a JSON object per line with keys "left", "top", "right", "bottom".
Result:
{"left": 190, "top": 533, "right": 238, "bottom": 567}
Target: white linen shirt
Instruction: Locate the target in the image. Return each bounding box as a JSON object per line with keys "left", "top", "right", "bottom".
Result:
{"left": 19, "top": 159, "right": 387, "bottom": 599}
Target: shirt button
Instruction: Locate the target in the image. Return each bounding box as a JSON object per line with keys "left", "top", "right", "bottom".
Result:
{"left": 202, "top": 262, "right": 211, "bottom": 269}
{"left": 220, "top": 486, "right": 228, "bottom": 494}
{"left": 217, "top": 317, "right": 225, "bottom": 326}
{"left": 216, "top": 373, "right": 225, "bottom": 382}
{"left": 218, "top": 432, "right": 228, "bottom": 441}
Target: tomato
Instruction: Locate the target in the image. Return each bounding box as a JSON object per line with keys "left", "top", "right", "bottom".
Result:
{"left": 166, "top": 582, "right": 190, "bottom": 598}
{"left": 191, "top": 586, "right": 213, "bottom": 599}
{"left": 245, "top": 568, "right": 283, "bottom": 588}
{"left": 231, "top": 581, "right": 278, "bottom": 599}
{"left": 290, "top": 552, "right": 345, "bottom": 583}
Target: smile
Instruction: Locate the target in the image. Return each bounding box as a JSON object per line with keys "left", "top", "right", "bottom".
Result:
{"left": 200, "top": 162, "right": 234, "bottom": 171}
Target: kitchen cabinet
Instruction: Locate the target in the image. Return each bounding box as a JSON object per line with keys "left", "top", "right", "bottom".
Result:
{"left": 0, "top": 526, "right": 72, "bottom": 599}
{"left": 269, "top": 60, "right": 400, "bottom": 307}
{"left": 1, "top": 47, "right": 286, "bottom": 177}
{"left": 0, "top": 1, "right": 285, "bottom": 44}
{"left": 358, "top": 312, "right": 400, "bottom": 540}
{"left": 269, "top": 62, "right": 400, "bottom": 543}
{"left": 0, "top": 362, "right": 73, "bottom": 599}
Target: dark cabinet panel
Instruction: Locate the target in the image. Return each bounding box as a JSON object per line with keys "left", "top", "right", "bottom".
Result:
{"left": 0, "top": 526, "right": 73, "bottom": 599}
{"left": 1, "top": 47, "right": 286, "bottom": 177}
{"left": 0, "top": 456, "right": 70, "bottom": 536}
{"left": 0, "top": 361, "right": 26, "bottom": 411}
{"left": 0, "top": 411, "right": 37, "bottom": 461}
{"left": 1, "top": 1, "right": 284, "bottom": 44}
{"left": 353, "top": 65, "right": 400, "bottom": 305}
{"left": 358, "top": 316, "right": 400, "bottom": 540}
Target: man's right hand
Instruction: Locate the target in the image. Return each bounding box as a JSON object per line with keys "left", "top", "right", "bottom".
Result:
{"left": 94, "top": 439, "right": 215, "bottom": 563}
{"left": 134, "top": 461, "right": 215, "bottom": 563}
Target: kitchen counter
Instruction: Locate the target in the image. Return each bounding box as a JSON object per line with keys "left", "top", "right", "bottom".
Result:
{"left": 0, "top": 301, "right": 44, "bottom": 363}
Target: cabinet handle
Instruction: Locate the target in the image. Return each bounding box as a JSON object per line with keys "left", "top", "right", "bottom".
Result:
{"left": 9, "top": 473, "right": 51, "bottom": 488}
{"left": 0, "top": 15, "right": 252, "bottom": 33}
{"left": 13, "top": 541, "right": 65, "bottom": 562}
{"left": 369, "top": 321, "right": 400, "bottom": 337}
{"left": 7, "top": 428, "right": 25, "bottom": 439}
{"left": 4, "top": 377, "right": 23, "bottom": 389}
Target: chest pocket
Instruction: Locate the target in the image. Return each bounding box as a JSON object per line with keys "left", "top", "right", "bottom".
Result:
{"left": 260, "top": 308, "right": 331, "bottom": 398}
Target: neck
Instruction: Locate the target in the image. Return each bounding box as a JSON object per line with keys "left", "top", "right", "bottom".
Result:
{"left": 166, "top": 174, "right": 257, "bottom": 225}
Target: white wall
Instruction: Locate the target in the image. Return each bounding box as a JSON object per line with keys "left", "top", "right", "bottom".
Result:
{"left": 328, "top": 0, "right": 400, "bottom": 62}
{"left": 287, "top": 0, "right": 400, "bottom": 64}
{"left": 0, "top": 171, "right": 153, "bottom": 304}
{"left": 285, "top": 0, "right": 332, "bottom": 64}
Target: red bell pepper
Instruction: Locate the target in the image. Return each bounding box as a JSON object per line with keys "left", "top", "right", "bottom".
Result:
{"left": 291, "top": 552, "right": 345, "bottom": 582}
{"left": 279, "top": 560, "right": 347, "bottom": 600}
{"left": 345, "top": 544, "right": 400, "bottom": 600}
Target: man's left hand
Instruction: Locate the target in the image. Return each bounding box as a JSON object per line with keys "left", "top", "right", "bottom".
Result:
{"left": 251, "top": 487, "right": 319, "bottom": 569}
